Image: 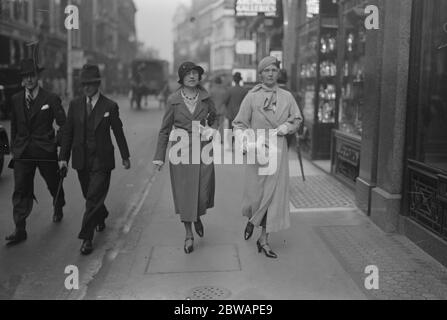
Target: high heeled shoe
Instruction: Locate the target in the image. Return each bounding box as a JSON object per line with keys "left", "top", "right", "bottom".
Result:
{"left": 184, "top": 237, "right": 194, "bottom": 254}
{"left": 244, "top": 221, "right": 254, "bottom": 240}
{"left": 256, "top": 240, "right": 278, "bottom": 259}
{"left": 194, "top": 220, "right": 204, "bottom": 238}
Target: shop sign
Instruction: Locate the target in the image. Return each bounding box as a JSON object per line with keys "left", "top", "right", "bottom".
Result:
{"left": 232, "top": 68, "right": 257, "bottom": 83}
{"left": 306, "top": 0, "right": 320, "bottom": 18}
{"left": 235, "top": 0, "right": 277, "bottom": 17}
{"left": 71, "top": 49, "right": 86, "bottom": 69}
{"left": 236, "top": 40, "right": 256, "bottom": 55}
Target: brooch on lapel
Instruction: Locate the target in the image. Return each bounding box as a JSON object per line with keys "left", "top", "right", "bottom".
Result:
{"left": 41, "top": 104, "right": 50, "bottom": 110}
{"left": 104, "top": 112, "right": 110, "bottom": 118}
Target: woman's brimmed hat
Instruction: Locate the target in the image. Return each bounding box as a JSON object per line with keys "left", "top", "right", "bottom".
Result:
{"left": 80, "top": 64, "right": 102, "bottom": 84}
{"left": 177, "top": 62, "right": 204, "bottom": 84}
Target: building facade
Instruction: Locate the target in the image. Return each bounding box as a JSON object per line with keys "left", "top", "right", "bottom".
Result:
{"left": 283, "top": 0, "right": 447, "bottom": 267}
{"left": 0, "top": 0, "right": 137, "bottom": 96}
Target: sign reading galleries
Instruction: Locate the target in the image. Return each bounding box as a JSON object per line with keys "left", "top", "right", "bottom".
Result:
{"left": 235, "top": 0, "right": 277, "bottom": 17}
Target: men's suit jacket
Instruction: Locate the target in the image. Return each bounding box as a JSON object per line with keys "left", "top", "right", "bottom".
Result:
{"left": 59, "top": 94, "right": 130, "bottom": 171}
{"left": 10, "top": 88, "right": 66, "bottom": 158}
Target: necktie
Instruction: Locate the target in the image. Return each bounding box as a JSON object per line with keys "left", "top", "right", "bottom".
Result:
{"left": 26, "top": 91, "right": 33, "bottom": 109}
{"left": 86, "top": 97, "right": 93, "bottom": 117}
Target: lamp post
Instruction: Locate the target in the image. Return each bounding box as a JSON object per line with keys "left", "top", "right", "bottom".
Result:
{"left": 67, "top": 0, "right": 73, "bottom": 100}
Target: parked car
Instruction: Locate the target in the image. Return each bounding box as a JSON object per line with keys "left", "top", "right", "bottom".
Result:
{"left": 0, "top": 124, "right": 10, "bottom": 177}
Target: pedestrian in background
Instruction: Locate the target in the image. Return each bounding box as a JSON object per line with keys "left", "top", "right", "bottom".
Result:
{"left": 209, "top": 76, "right": 227, "bottom": 143}
{"left": 6, "top": 58, "right": 66, "bottom": 245}
{"left": 233, "top": 56, "right": 303, "bottom": 259}
{"left": 223, "top": 72, "right": 248, "bottom": 149}
{"left": 59, "top": 64, "right": 131, "bottom": 255}
{"left": 153, "top": 62, "right": 218, "bottom": 254}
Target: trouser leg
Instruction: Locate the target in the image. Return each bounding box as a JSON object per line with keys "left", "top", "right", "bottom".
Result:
{"left": 12, "top": 161, "right": 36, "bottom": 231}
{"left": 77, "top": 170, "right": 111, "bottom": 240}
{"left": 38, "top": 158, "right": 65, "bottom": 209}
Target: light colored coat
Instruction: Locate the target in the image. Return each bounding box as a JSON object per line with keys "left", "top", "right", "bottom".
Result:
{"left": 232, "top": 85, "right": 302, "bottom": 233}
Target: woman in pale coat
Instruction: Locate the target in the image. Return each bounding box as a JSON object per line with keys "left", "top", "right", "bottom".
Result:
{"left": 153, "top": 62, "right": 217, "bottom": 254}
{"left": 233, "top": 56, "right": 303, "bottom": 258}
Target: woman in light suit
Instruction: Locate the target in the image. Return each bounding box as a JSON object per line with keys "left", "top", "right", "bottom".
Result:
{"left": 153, "top": 62, "right": 217, "bottom": 254}
{"left": 233, "top": 56, "right": 303, "bottom": 259}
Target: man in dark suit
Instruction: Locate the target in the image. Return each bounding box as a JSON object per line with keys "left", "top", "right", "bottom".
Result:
{"left": 5, "top": 58, "right": 67, "bottom": 245}
{"left": 223, "top": 72, "right": 248, "bottom": 148}
{"left": 59, "top": 64, "right": 131, "bottom": 255}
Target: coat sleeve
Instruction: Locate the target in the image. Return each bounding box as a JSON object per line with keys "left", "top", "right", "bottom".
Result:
{"left": 282, "top": 92, "right": 303, "bottom": 135}
{"left": 153, "top": 100, "right": 175, "bottom": 162}
{"left": 111, "top": 103, "right": 130, "bottom": 161}
{"left": 232, "top": 93, "right": 252, "bottom": 131}
{"left": 10, "top": 97, "right": 17, "bottom": 148}
{"left": 59, "top": 101, "right": 74, "bottom": 162}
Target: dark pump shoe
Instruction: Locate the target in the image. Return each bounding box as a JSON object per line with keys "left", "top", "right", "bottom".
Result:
{"left": 96, "top": 221, "right": 106, "bottom": 232}
{"left": 244, "top": 221, "right": 254, "bottom": 241}
{"left": 256, "top": 240, "right": 278, "bottom": 259}
{"left": 5, "top": 230, "right": 27, "bottom": 245}
{"left": 53, "top": 207, "right": 64, "bottom": 223}
{"left": 80, "top": 240, "right": 93, "bottom": 255}
{"left": 194, "top": 220, "right": 204, "bottom": 238}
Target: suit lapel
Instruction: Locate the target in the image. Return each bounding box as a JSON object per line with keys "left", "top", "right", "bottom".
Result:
{"left": 29, "top": 88, "right": 47, "bottom": 121}
{"left": 93, "top": 94, "right": 107, "bottom": 131}
{"left": 192, "top": 100, "right": 206, "bottom": 120}
{"left": 171, "top": 91, "right": 194, "bottom": 121}
{"left": 17, "top": 92, "right": 28, "bottom": 124}
{"left": 79, "top": 97, "right": 86, "bottom": 126}
{"left": 192, "top": 89, "right": 210, "bottom": 120}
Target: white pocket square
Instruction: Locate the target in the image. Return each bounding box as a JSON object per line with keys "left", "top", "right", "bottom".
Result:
{"left": 104, "top": 112, "right": 110, "bottom": 118}
{"left": 41, "top": 104, "right": 50, "bottom": 110}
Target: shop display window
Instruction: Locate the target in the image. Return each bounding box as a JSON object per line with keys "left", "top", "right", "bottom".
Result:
{"left": 338, "top": 8, "right": 365, "bottom": 136}
{"left": 414, "top": 0, "right": 447, "bottom": 171}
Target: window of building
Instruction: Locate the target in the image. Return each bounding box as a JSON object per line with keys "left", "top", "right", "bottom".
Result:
{"left": 413, "top": 0, "right": 447, "bottom": 171}
{"left": 338, "top": 6, "right": 365, "bottom": 137}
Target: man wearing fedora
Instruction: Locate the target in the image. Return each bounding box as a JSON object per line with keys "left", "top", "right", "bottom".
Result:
{"left": 59, "top": 64, "right": 131, "bottom": 255}
{"left": 5, "top": 58, "right": 67, "bottom": 245}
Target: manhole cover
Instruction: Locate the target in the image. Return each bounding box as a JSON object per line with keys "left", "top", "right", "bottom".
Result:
{"left": 186, "top": 286, "right": 231, "bottom": 300}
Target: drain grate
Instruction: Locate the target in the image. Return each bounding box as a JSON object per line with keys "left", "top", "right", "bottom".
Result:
{"left": 186, "top": 286, "right": 231, "bottom": 300}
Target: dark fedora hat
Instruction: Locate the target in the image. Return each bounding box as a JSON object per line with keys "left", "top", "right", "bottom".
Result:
{"left": 19, "top": 58, "right": 44, "bottom": 76}
{"left": 233, "top": 72, "right": 242, "bottom": 82}
{"left": 177, "top": 61, "right": 204, "bottom": 84}
{"left": 80, "top": 64, "right": 102, "bottom": 84}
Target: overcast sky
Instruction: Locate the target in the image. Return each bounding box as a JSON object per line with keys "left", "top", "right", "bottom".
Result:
{"left": 134, "top": 0, "right": 191, "bottom": 63}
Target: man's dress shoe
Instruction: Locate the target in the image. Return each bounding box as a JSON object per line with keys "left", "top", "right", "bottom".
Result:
{"left": 80, "top": 240, "right": 93, "bottom": 255}
{"left": 5, "top": 230, "right": 27, "bottom": 245}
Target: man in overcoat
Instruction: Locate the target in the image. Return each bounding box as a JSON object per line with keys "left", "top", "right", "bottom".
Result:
{"left": 6, "top": 58, "right": 66, "bottom": 245}
{"left": 59, "top": 64, "right": 131, "bottom": 255}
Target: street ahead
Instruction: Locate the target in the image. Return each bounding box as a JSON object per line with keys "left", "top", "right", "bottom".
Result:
{"left": 0, "top": 96, "right": 163, "bottom": 299}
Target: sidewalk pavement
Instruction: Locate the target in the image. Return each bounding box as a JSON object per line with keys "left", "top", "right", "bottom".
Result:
{"left": 84, "top": 148, "right": 447, "bottom": 300}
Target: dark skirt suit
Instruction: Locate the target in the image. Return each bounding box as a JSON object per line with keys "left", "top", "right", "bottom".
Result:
{"left": 153, "top": 88, "right": 217, "bottom": 222}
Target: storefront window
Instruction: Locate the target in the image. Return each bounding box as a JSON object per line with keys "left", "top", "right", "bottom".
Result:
{"left": 338, "top": 8, "right": 365, "bottom": 136}
{"left": 298, "top": 20, "right": 319, "bottom": 124}
{"left": 415, "top": 0, "right": 447, "bottom": 172}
